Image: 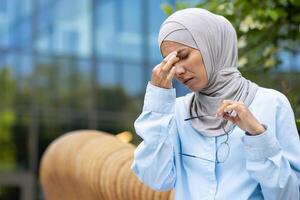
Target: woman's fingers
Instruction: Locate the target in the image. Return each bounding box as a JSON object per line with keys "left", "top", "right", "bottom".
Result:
{"left": 223, "top": 104, "right": 240, "bottom": 116}
{"left": 161, "top": 51, "right": 177, "bottom": 64}
{"left": 153, "top": 51, "right": 177, "bottom": 73}
{"left": 158, "top": 55, "right": 179, "bottom": 83}
{"left": 166, "top": 67, "right": 176, "bottom": 82}
{"left": 217, "top": 100, "right": 243, "bottom": 117}
{"left": 216, "top": 100, "right": 233, "bottom": 117}
{"left": 161, "top": 54, "right": 178, "bottom": 72}
{"left": 223, "top": 114, "right": 237, "bottom": 124}
{"left": 151, "top": 51, "right": 179, "bottom": 88}
{"left": 217, "top": 99, "right": 265, "bottom": 135}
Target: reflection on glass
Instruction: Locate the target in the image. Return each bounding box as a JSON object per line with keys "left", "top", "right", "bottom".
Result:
{"left": 36, "top": 0, "right": 91, "bottom": 56}
{"left": 96, "top": 0, "right": 115, "bottom": 57}
{"left": 149, "top": 0, "right": 167, "bottom": 61}
{"left": 98, "top": 62, "right": 117, "bottom": 87}
{"left": 96, "top": 0, "right": 142, "bottom": 61}
{"left": 122, "top": 64, "right": 143, "bottom": 96}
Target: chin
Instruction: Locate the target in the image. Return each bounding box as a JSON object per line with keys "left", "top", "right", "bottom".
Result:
{"left": 179, "top": 80, "right": 202, "bottom": 92}
{"left": 189, "top": 85, "right": 203, "bottom": 92}
{"left": 185, "top": 85, "right": 202, "bottom": 92}
{"left": 186, "top": 85, "right": 198, "bottom": 92}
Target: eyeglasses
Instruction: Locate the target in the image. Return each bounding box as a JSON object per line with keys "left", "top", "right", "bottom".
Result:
{"left": 179, "top": 115, "right": 232, "bottom": 164}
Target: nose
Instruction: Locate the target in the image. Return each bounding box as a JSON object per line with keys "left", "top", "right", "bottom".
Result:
{"left": 174, "top": 65, "right": 186, "bottom": 76}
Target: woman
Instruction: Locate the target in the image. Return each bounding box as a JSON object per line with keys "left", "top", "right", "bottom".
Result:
{"left": 131, "top": 8, "right": 300, "bottom": 199}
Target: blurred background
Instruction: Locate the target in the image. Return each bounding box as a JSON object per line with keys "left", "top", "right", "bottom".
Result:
{"left": 0, "top": 0, "right": 299, "bottom": 199}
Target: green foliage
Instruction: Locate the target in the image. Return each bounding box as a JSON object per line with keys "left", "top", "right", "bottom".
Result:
{"left": 30, "top": 61, "right": 139, "bottom": 139}
{"left": 0, "top": 68, "right": 17, "bottom": 171}
{"left": 96, "top": 86, "right": 132, "bottom": 111}
{"left": 31, "top": 60, "right": 91, "bottom": 110}
{"left": 161, "top": 3, "right": 174, "bottom": 16}
{"left": 0, "top": 68, "right": 16, "bottom": 105}
{"left": 0, "top": 59, "right": 140, "bottom": 172}
{"left": 244, "top": 71, "right": 300, "bottom": 131}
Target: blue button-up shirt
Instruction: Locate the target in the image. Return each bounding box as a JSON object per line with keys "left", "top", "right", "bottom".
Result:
{"left": 131, "top": 83, "right": 300, "bottom": 200}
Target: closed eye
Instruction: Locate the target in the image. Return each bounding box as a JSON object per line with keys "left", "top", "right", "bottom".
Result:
{"left": 177, "top": 49, "right": 189, "bottom": 60}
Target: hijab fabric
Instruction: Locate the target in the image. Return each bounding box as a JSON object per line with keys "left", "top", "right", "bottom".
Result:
{"left": 158, "top": 8, "right": 258, "bottom": 137}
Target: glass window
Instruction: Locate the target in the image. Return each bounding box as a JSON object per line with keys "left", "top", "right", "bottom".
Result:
{"left": 36, "top": 0, "right": 92, "bottom": 57}
{"left": 38, "top": 0, "right": 52, "bottom": 7}
{"left": 34, "top": 57, "right": 90, "bottom": 110}
{"left": 19, "top": 0, "right": 32, "bottom": 17}
{"left": 20, "top": 54, "right": 34, "bottom": 79}
{"left": 96, "top": 0, "right": 116, "bottom": 58}
{"left": 122, "top": 64, "right": 143, "bottom": 96}
{"left": 148, "top": 0, "right": 167, "bottom": 62}
{"left": 35, "top": 56, "right": 80, "bottom": 109}
{"left": 117, "top": 0, "right": 142, "bottom": 61}
{"left": 35, "top": 2, "right": 54, "bottom": 53}
{"left": 3, "top": 53, "right": 16, "bottom": 71}
{"left": 96, "top": 0, "right": 143, "bottom": 61}
{"left": 0, "top": 0, "right": 32, "bottom": 49}
{"left": 0, "top": 0, "right": 8, "bottom": 14}
{"left": 0, "top": 21, "right": 9, "bottom": 47}
{"left": 68, "top": 59, "right": 92, "bottom": 109}
{"left": 19, "top": 16, "right": 32, "bottom": 48}
{"left": 11, "top": 54, "right": 33, "bottom": 108}
{"left": 77, "top": 59, "right": 91, "bottom": 80}
{"left": 97, "top": 61, "right": 118, "bottom": 87}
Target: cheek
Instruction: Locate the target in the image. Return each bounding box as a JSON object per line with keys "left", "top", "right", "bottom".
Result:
{"left": 188, "top": 64, "right": 201, "bottom": 75}
{"left": 182, "top": 61, "right": 196, "bottom": 71}
{"left": 194, "top": 66, "right": 208, "bottom": 85}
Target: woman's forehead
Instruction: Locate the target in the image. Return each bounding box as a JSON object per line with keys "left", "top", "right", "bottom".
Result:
{"left": 160, "top": 41, "right": 190, "bottom": 57}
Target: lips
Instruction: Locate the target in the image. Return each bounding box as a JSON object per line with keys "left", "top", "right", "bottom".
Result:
{"left": 183, "top": 77, "right": 194, "bottom": 85}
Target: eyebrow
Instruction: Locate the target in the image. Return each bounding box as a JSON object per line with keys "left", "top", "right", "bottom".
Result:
{"left": 162, "top": 47, "right": 188, "bottom": 59}
{"left": 177, "top": 48, "right": 188, "bottom": 54}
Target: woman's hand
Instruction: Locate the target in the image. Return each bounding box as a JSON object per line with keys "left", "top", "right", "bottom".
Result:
{"left": 216, "top": 100, "right": 266, "bottom": 135}
{"left": 151, "top": 51, "right": 179, "bottom": 89}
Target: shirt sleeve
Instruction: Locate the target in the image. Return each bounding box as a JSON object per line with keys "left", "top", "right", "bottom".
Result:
{"left": 242, "top": 94, "right": 300, "bottom": 199}
{"left": 131, "top": 82, "right": 177, "bottom": 191}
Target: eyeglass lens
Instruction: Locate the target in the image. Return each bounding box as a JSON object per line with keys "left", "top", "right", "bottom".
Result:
{"left": 183, "top": 114, "right": 232, "bottom": 163}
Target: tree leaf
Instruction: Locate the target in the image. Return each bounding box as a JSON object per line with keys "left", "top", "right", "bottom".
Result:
{"left": 161, "top": 3, "right": 174, "bottom": 16}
